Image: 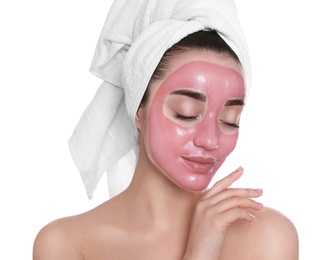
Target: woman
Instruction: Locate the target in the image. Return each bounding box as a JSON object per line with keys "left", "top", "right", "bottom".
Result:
{"left": 33, "top": 0, "right": 299, "bottom": 259}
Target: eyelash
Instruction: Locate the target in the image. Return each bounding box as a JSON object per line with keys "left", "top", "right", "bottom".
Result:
{"left": 219, "top": 120, "right": 240, "bottom": 128}
{"left": 175, "top": 114, "right": 240, "bottom": 128}
{"left": 174, "top": 113, "right": 198, "bottom": 121}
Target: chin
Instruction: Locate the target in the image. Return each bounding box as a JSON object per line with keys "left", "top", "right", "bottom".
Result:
{"left": 170, "top": 173, "right": 215, "bottom": 193}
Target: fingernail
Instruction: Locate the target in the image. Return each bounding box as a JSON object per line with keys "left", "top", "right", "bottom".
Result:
{"left": 248, "top": 211, "right": 256, "bottom": 219}
{"left": 236, "top": 166, "right": 243, "bottom": 172}
{"left": 254, "top": 189, "right": 263, "bottom": 194}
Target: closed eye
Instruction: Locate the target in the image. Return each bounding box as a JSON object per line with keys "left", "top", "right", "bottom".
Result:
{"left": 175, "top": 113, "right": 198, "bottom": 121}
{"left": 219, "top": 120, "right": 240, "bottom": 128}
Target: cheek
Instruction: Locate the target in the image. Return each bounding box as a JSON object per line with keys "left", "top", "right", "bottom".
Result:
{"left": 219, "top": 132, "right": 239, "bottom": 155}
{"left": 210, "top": 132, "right": 239, "bottom": 171}
{"left": 148, "top": 109, "right": 192, "bottom": 158}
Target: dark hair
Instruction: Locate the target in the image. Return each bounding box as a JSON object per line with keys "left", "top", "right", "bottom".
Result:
{"left": 140, "top": 30, "right": 240, "bottom": 106}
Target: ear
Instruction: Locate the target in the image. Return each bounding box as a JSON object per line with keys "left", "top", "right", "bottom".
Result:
{"left": 135, "top": 106, "right": 144, "bottom": 130}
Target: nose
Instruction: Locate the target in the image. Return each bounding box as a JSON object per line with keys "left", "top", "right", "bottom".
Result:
{"left": 193, "top": 117, "right": 219, "bottom": 151}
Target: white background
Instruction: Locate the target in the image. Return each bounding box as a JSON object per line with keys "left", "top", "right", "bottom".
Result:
{"left": 1, "top": 0, "right": 330, "bottom": 259}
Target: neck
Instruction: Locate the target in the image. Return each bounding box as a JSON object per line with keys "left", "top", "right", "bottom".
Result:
{"left": 121, "top": 155, "right": 202, "bottom": 231}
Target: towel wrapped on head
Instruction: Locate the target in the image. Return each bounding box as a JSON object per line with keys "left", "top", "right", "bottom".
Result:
{"left": 69, "top": 0, "right": 251, "bottom": 199}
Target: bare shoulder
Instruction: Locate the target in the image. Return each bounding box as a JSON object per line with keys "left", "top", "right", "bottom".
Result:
{"left": 222, "top": 206, "right": 299, "bottom": 260}
{"left": 33, "top": 199, "right": 124, "bottom": 260}
{"left": 33, "top": 215, "right": 85, "bottom": 260}
{"left": 253, "top": 207, "right": 299, "bottom": 258}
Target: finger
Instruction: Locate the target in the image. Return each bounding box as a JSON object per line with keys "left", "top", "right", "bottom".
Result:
{"left": 214, "top": 209, "right": 257, "bottom": 233}
{"left": 206, "top": 188, "right": 263, "bottom": 206}
{"left": 208, "top": 196, "right": 264, "bottom": 213}
{"left": 202, "top": 167, "right": 244, "bottom": 200}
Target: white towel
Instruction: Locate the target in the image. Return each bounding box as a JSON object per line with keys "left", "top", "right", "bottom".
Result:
{"left": 69, "top": 0, "right": 251, "bottom": 199}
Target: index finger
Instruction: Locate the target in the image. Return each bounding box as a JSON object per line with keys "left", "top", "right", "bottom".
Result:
{"left": 202, "top": 166, "right": 244, "bottom": 200}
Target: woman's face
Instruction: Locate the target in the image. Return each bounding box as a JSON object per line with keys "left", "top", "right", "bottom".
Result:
{"left": 137, "top": 50, "right": 245, "bottom": 192}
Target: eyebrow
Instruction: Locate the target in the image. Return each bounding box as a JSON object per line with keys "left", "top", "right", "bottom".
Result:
{"left": 170, "top": 90, "right": 245, "bottom": 106}
{"left": 224, "top": 99, "right": 245, "bottom": 106}
{"left": 170, "top": 89, "right": 206, "bottom": 102}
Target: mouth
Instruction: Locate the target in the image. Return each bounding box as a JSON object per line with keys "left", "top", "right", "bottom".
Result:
{"left": 180, "top": 156, "right": 218, "bottom": 174}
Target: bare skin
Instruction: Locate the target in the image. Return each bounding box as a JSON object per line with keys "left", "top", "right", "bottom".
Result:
{"left": 33, "top": 168, "right": 298, "bottom": 259}
{"left": 33, "top": 51, "right": 299, "bottom": 259}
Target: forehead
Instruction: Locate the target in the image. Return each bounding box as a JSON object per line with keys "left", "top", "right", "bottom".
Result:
{"left": 163, "top": 50, "right": 243, "bottom": 80}
{"left": 148, "top": 50, "right": 244, "bottom": 102}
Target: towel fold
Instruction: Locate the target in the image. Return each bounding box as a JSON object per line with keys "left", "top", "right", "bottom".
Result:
{"left": 69, "top": 0, "right": 251, "bottom": 199}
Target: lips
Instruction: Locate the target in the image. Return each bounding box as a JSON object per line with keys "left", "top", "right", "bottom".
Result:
{"left": 181, "top": 156, "right": 217, "bottom": 174}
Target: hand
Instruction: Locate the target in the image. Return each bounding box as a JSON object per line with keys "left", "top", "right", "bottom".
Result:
{"left": 183, "top": 167, "right": 263, "bottom": 260}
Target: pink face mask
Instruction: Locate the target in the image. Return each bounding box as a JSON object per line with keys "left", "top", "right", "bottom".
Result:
{"left": 146, "top": 61, "right": 245, "bottom": 191}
